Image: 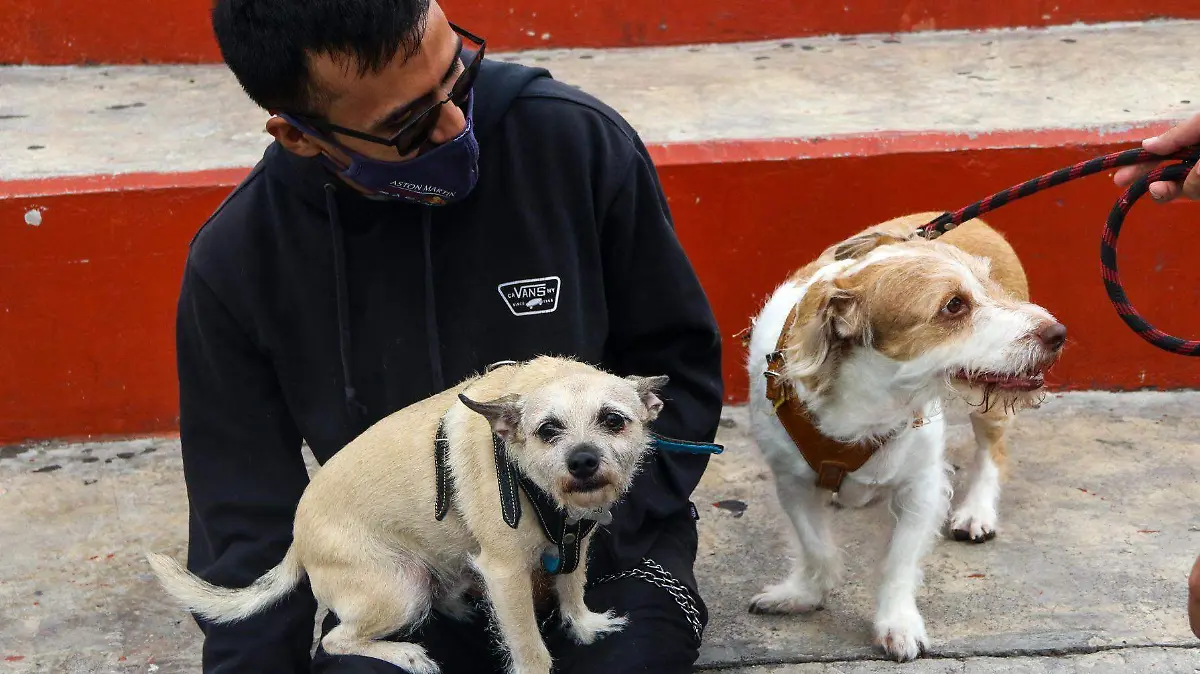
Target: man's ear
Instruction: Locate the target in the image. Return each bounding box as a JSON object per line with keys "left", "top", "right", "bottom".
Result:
{"left": 627, "top": 375, "right": 669, "bottom": 420}
{"left": 265, "top": 116, "right": 325, "bottom": 158}
{"left": 459, "top": 393, "right": 523, "bottom": 439}
{"left": 783, "top": 280, "right": 866, "bottom": 379}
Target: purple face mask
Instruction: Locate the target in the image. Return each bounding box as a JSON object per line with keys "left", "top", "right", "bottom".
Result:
{"left": 282, "top": 92, "right": 480, "bottom": 206}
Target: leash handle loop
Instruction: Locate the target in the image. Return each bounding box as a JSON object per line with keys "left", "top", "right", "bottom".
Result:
{"left": 914, "top": 144, "right": 1200, "bottom": 356}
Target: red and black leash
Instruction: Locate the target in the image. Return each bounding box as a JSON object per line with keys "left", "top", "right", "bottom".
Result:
{"left": 914, "top": 144, "right": 1200, "bottom": 356}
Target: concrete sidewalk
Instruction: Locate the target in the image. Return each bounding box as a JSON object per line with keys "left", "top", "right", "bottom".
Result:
{"left": 2, "top": 391, "right": 1198, "bottom": 672}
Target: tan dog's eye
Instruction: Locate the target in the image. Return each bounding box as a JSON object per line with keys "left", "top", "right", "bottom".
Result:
{"left": 600, "top": 412, "right": 627, "bottom": 433}
{"left": 536, "top": 421, "right": 563, "bottom": 444}
{"left": 941, "top": 296, "right": 969, "bottom": 317}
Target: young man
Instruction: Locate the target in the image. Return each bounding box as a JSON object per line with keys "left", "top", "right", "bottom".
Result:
{"left": 178, "top": 0, "right": 723, "bottom": 672}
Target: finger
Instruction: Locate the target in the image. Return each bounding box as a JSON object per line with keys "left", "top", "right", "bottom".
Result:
{"left": 1113, "top": 162, "right": 1157, "bottom": 187}
{"left": 1143, "top": 114, "right": 1200, "bottom": 155}
{"left": 1183, "top": 164, "right": 1200, "bottom": 201}
{"left": 1148, "top": 181, "right": 1180, "bottom": 202}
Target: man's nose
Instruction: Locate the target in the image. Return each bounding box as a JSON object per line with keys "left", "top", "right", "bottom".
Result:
{"left": 427, "top": 101, "right": 467, "bottom": 145}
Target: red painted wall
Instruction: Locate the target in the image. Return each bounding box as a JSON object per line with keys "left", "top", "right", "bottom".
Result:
{"left": 3, "top": 0, "right": 1199, "bottom": 64}
{"left": 2, "top": 132, "right": 1200, "bottom": 445}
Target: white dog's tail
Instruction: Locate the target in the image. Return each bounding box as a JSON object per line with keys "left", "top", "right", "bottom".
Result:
{"left": 145, "top": 546, "right": 305, "bottom": 624}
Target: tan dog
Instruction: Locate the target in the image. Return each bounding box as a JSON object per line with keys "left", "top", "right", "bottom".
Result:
{"left": 146, "top": 356, "right": 669, "bottom": 674}
{"left": 743, "top": 213, "right": 1066, "bottom": 660}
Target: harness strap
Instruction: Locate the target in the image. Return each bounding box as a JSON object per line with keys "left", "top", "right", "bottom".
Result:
{"left": 434, "top": 418, "right": 452, "bottom": 521}
{"left": 517, "top": 475, "right": 597, "bottom": 575}
{"left": 431, "top": 415, "right": 596, "bottom": 575}
{"left": 763, "top": 305, "right": 925, "bottom": 491}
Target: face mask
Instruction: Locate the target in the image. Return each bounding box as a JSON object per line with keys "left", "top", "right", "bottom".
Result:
{"left": 281, "top": 91, "right": 480, "bottom": 206}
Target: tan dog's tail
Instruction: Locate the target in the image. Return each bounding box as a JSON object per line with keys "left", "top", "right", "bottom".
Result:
{"left": 145, "top": 546, "right": 305, "bottom": 624}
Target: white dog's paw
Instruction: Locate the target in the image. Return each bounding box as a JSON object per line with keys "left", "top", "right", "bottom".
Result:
{"left": 874, "top": 610, "right": 930, "bottom": 662}
{"left": 748, "top": 580, "right": 825, "bottom": 615}
{"left": 949, "top": 503, "right": 998, "bottom": 543}
{"left": 564, "top": 609, "right": 627, "bottom": 645}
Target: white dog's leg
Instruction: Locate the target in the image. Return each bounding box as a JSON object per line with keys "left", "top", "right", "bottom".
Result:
{"left": 554, "top": 540, "right": 626, "bottom": 645}
{"left": 750, "top": 470, "right": 841, "bottom": 614}
{"left": 874, "top": 463, "right": 951, "bottom": 662}
{"left": 950, "top": 409, "right": 1010, "bottom": 543}
{"left": 833, "top": 479, "right": 881, "bottom": 509}
{"left": 474, "top": 552, "right": 554, "bottom": 674}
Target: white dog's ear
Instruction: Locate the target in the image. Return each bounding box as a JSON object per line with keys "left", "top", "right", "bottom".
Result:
{"left": 459, "top": 393, "right": 523, "bottom": 439}
{"left": 627, "top": 374, "right": 669, "bottom": 420}
{"left": 784, "top": 280, "right": 866, "bottom": 380}
{"left": 832, "top": 231, "right": 909, "bottom": 261}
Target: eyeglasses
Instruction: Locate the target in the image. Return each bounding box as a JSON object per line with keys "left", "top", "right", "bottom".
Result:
{"left": 296, "top": 22, "right": 485, "bottom": 157}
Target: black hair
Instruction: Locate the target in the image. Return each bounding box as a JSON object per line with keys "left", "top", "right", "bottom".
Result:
{"left": 211, "top": 0, "right": 432, "bottom": 116}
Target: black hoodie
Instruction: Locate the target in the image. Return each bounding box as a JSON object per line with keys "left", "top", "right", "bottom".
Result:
{"left": 176, "top": 58, "right": 724, "bottom": 671}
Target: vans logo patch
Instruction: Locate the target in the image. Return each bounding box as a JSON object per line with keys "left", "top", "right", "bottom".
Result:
{"left": 498, "top": 276, "right": 561, "bottom": 316}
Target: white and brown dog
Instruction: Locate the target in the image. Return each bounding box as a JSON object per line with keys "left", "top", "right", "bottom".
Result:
{"left": 742, "top": 212, "right": 1066, "bottom": 661}
{"left": 146, "top": 356, "right": 668, "bottom": 674}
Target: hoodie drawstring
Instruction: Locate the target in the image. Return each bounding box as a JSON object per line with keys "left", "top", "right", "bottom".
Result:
{"left": 325, "top": 184, "right": 369, "bottom": 420}
{"left": 324, "top": 184, "right": 446, "bottom": 422}
{"left": 421, "top": 208, "right": 446, "bottom": 392}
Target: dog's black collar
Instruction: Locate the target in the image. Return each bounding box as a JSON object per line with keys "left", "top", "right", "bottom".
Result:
{"left": 433, "top": 418, "right": 597, "bottom": 575}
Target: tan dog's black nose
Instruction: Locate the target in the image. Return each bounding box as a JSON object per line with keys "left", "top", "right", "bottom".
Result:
{"left": 1037, "top": 322, "right": 1067, "bottom": 351}
{"left": 567, "top": 446, "right": 600, "bottom": 478}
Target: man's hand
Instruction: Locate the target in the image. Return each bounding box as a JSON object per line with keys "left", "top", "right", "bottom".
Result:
{"left": 1189, "top": 553, "right": 1200, "bottom": 639}
{"left": 1113, "top": 112, "right": 1200, "bottom": 202}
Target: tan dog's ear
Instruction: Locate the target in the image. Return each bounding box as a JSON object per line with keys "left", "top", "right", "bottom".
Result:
{"left": 626, "top": 375, "right": 669, "bottom": 420}
{"left": 784, "top": 280, "right": 867, "bottom": 380}
{"left": 459, "top": 393, "right": 523, "bottom": 439}
{"left": 833, "top": 232, "right": 910, "bottom": 261}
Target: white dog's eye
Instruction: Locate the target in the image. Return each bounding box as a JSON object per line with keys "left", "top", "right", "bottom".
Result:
{"left": 941, "top": 295, "right": 969, "bottom": 317}
{"left": 599, "top": 411, "right": 628, "bottom": 433}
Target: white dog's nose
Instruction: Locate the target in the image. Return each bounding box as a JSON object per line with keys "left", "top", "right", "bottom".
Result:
{"left": 567, "top": 445, "right": 600, "bottom": 478}
{"left": 1036, "top": 322, "right": 1067, "bottom": 351}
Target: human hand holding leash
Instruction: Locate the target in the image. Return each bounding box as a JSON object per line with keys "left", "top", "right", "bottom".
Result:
{"left": 1113, "top": 112, "right": 1200, "bottom": 202}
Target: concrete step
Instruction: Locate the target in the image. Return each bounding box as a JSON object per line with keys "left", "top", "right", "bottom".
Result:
{"left": 4, "top": 0, "right": 1200, "bottom": 64}
{"left": 4, "top": 20, "right": 1199, "bottom": 180}
{"left": 2, "top": 393, "right": 1198, "bottom": 670}
{"left": 3, "top": 20, "right": 1200, "bottom": 443}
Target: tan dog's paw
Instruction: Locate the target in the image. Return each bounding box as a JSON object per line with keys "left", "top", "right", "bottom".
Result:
{"left": 748, "top": 582, "right": 825, "bottom": 614}
{"left": 874, "top": 610, "right": 929, "bottom": 662}
{"left": 505, "top": 643, "right": 553, "bottom": 674}
{"left": 564, "top": 609, "right": 627, "bottom": 645}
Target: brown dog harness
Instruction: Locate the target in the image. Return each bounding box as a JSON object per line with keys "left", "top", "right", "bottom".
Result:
{"left": 748, "top": 306, "right": 934, "bottom": 492}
